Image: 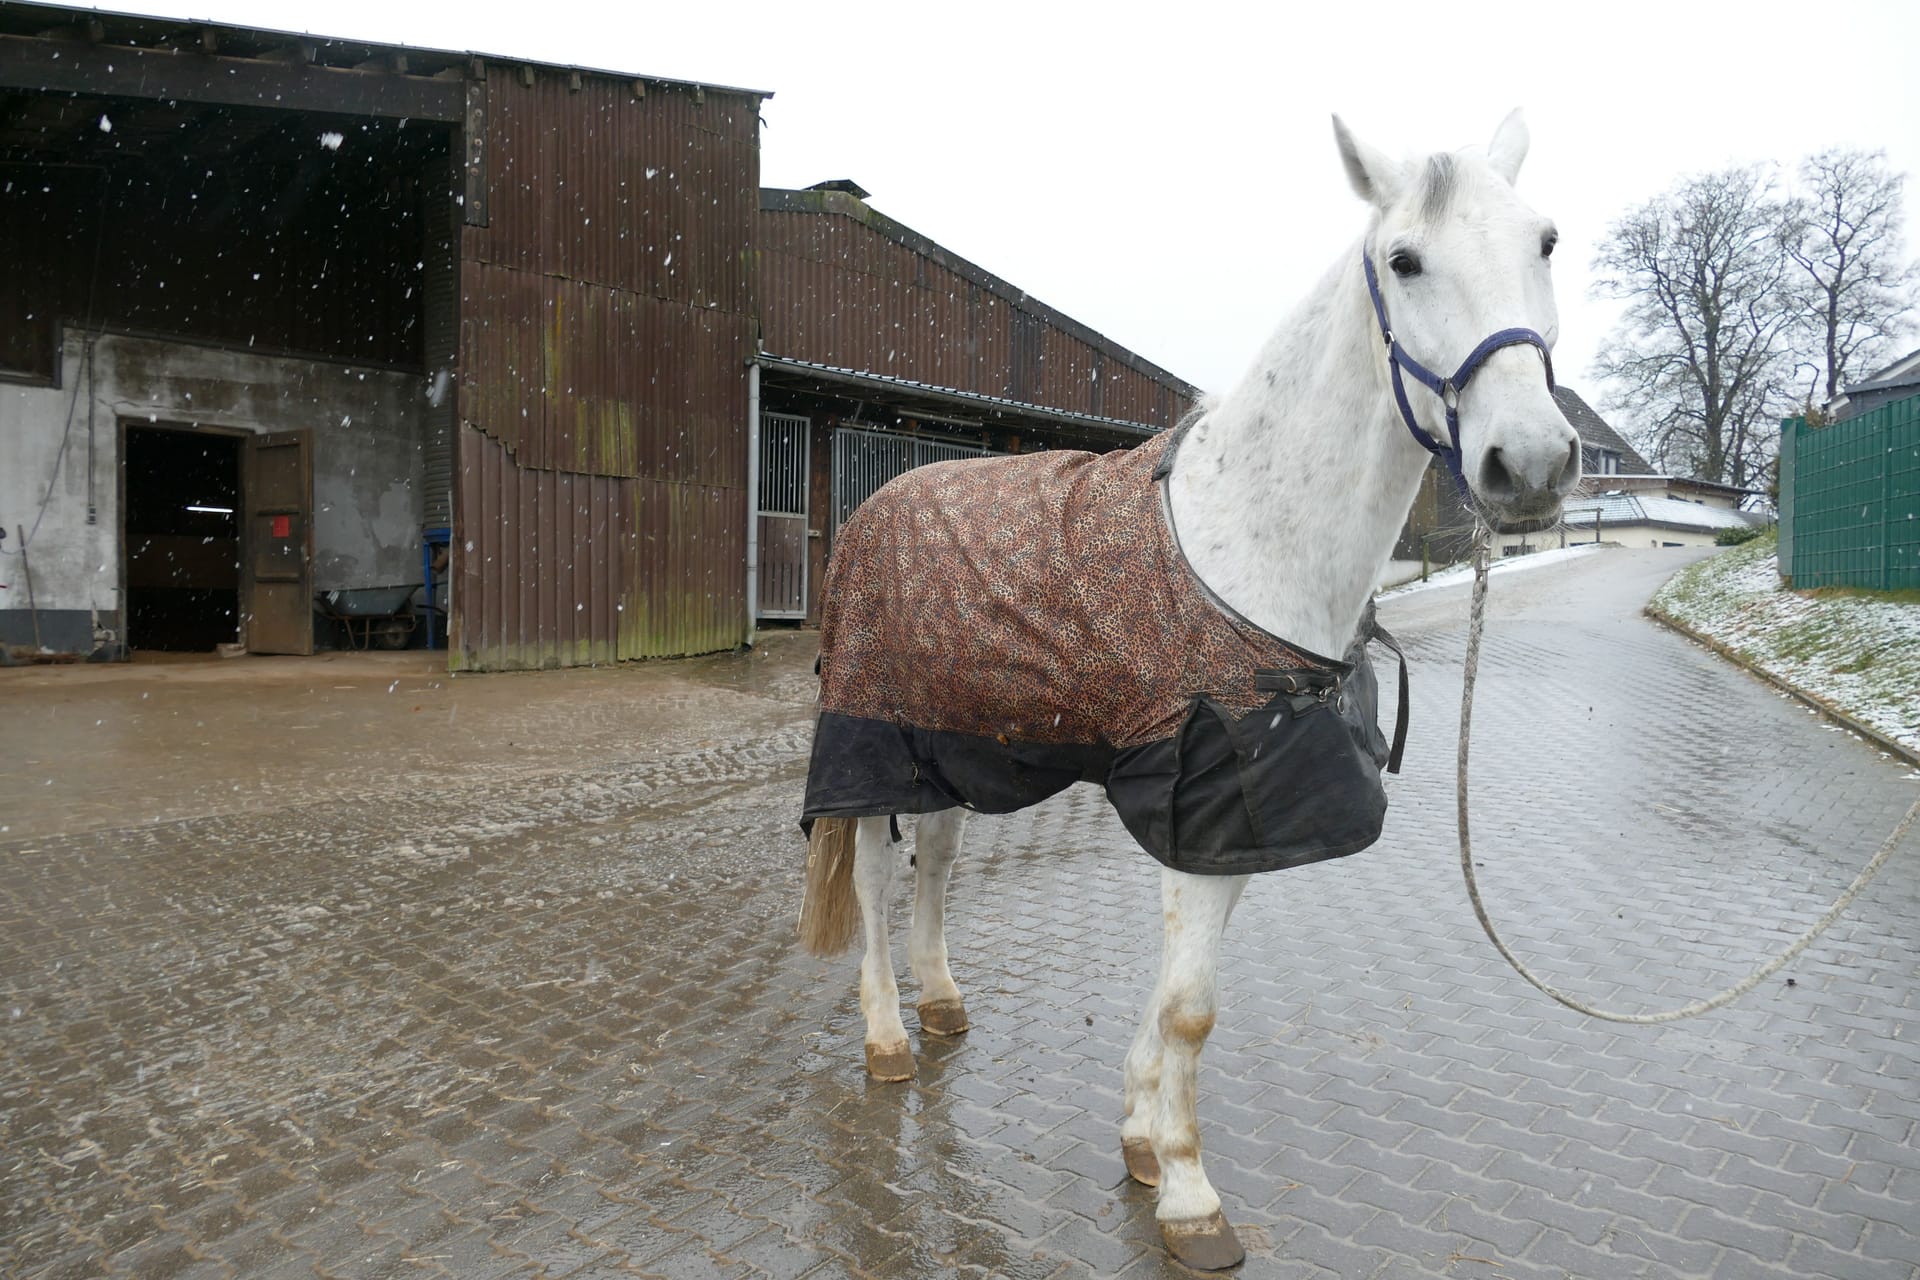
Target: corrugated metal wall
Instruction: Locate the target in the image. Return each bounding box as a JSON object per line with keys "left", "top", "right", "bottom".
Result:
{"left": 453, "top": 69, "right": 761, "bottom": 669}
{"left": 758, "top": 195, "right": 1195, "bottom": 429}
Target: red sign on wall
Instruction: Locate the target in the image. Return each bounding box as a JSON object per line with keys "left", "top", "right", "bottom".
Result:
{"left": 270, "top": 515, "right": 291, "bottom": 538}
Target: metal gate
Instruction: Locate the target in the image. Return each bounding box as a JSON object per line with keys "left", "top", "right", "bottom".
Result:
{"left": 757, "top": 412, "right": 811, "bottom": 618}
{"left": 830, "top": 427, "right": 992, "bottom": 534}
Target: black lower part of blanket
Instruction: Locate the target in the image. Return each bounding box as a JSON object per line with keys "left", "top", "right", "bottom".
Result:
{"left": 802, "top": 680, "right": 1389, "bottom": 877}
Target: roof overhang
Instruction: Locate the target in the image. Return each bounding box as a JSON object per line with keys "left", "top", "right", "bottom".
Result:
{"left": 0, "top": 1, "right": 771, "bottom": 116}
{"left": 757, "top": 355, "right": 1163, "bottom": 446}
{"left": 1595, "top": 473, "right": 1763, "bottom": 498}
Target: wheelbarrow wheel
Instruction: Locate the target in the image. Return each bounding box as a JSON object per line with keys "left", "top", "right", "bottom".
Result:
{"left": 372, "top": 611, "right": 414, "bottom": 650}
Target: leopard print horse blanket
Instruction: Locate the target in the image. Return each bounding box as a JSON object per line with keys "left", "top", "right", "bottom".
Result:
{"left": 801, "top": 424, "right": 1406, "bottom": 876}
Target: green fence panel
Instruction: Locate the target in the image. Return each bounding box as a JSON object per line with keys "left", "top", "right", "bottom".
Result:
{"left": 1777, "top": 418, "right": 1795, "bottom": 579}
{"left": 1788, "top": 392, "right": 1920, "bottom": 591}
{"left": 1893, "top": 394, "right": 1920, "bottom": 588}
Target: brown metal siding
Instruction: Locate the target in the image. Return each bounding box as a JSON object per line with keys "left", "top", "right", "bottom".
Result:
{"left": 758, "top": 205, "right": 1195, "bottom": 429}
{"left": 454, "top": 425, "right": 625, "bottom": 668}
{"left": 450, "top": 428, "right": 748, "bottom": 667}
{"left": 465, "top": 74, "right": 757, "bottom": 314}
{"left": 624, "top": 476, "right": 745, "bottom": 658}
{"left": 453, "top": 68, "right": 760, "bottom": 669}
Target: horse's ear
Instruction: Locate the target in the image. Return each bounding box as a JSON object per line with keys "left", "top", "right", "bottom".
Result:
{"left": 1332, "top": 115, "right": 1407, "bottom": 207}
{"left": 1488, "top": 108, "right": 1529, "bottom": 184}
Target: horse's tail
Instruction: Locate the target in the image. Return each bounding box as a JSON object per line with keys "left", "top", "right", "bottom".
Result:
{"left": 797, "top": 817, "right": 860, "bottom": 956}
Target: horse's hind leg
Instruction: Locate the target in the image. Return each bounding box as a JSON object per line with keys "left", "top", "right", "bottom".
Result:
{"left": 853, "top": 815, "right": 914, "bottom": 1081}
{"left": 1145, "top": 869, "right": 1248, "bottom": 1271}
{"left": 911, "top": 808, "right": 969, "bottom": 1037}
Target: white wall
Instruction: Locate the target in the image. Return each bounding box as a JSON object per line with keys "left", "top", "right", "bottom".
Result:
{"left": 1, "top": 330, "right": 428, "bottom": 641}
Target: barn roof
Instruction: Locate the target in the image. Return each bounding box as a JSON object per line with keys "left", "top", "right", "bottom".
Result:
{"left": 0, "top": 1, "right": 772, "bottom": 104}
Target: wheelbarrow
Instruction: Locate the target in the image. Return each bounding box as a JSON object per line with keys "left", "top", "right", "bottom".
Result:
{"left": 316, "top": 585, "right": 420, "bottom": 650}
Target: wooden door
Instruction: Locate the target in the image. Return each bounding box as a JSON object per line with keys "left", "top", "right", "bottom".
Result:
{"left": 243, "top": 431, "right": 314, "bottom": 655}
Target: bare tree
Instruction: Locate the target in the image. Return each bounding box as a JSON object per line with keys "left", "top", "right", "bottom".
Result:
{"left": 1591, "top": 166, "right": 1799, "bottom": 488}
{"left": 1782, "top": 148, "right": 1916, "bottom": 403}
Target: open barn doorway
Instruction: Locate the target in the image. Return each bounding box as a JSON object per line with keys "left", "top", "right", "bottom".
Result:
{"left": 122, "top": 424, "right": 243, "bottom": 652}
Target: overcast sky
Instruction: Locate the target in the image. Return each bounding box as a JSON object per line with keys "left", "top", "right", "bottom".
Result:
{"left": 111, "top": 0, "right": 1920, "bottom": 417}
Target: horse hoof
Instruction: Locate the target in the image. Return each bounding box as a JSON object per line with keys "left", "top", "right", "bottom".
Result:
{"left": 917, "top": 998, "right": 970, "bottom": 1037}
{"left": 1161, "top": 1212, "right": 1244, "bottom": 1271}
{"left": 864, "top": 1041, "right": 915, "bottom": 1082}
{"left": 1121, "top": 1136, "right": 1161, "bottom": 1187}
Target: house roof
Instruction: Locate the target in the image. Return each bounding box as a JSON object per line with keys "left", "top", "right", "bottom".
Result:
{"left": 1553, "top": 386, "right": 1655, "bottom": 475}
{"left": 1592, "top": 473, "right": 1765, "bottom": 499}
{"left": 1855, "top": 346, "right": 1920, "bottom": 388}
{"left": 1561, "top": 493, "right": 1765, "bottom": 533}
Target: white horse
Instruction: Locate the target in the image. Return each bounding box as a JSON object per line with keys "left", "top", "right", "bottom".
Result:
{"left": 797, "top": 111, "right": 1578, "bottom": 1270}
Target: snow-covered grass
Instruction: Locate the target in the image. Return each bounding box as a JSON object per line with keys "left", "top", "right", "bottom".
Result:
{"left": 1650, "top": 531, "right": 1920, "bottom": 759}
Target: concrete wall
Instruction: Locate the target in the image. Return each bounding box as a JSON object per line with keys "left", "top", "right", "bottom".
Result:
{"left": 1, "top": 330, "right": 429, "bottom": 654}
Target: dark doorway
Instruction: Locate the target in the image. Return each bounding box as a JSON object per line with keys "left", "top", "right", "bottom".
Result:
{"left": 123, "top": 425, "right": 242, "bottom": 651}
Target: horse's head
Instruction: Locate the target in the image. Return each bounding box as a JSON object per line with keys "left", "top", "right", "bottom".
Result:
{"left": 1334, "top": 110, "right": 1580, "bottom": 527}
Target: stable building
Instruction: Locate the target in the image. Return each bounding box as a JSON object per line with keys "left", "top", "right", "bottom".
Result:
{"left": 1, "top": 2, "right": 762, "bottom": 668}
{"left": 750, "top": 182, "right": 1196, "bottom": 625}
{"left": 1, "top": 2, "right": 1191, "bottom": 669}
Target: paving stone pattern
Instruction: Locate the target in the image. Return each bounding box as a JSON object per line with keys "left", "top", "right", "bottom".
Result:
{"left": 2, "top": 548, "right": 1916, "bottom": 1279}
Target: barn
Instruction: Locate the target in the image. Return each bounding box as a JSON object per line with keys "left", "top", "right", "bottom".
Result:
{"left": 0, "top": 2, "right": 1193, "bottom": 668}
{"left": 750, "top": 181, "right": 1197, "bottom": 626}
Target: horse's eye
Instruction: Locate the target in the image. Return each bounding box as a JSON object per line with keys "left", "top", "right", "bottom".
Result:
{"left": 1388, "top": 250, "right": 1422, "bottom": 278}
{"left": 1541, "top": 231, "right": 1558, "bottom": 259}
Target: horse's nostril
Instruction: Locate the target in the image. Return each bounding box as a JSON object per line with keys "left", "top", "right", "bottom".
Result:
{"left": 1478, "top": 447, "right": 1518, "bottom": 502}
{"left": 1555, "top": 438, "right": 1581, "bottom": 494}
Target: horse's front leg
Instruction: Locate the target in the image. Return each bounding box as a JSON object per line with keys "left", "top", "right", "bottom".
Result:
{"left": 910, "top": 808, "right": 970, "bottom": 1037}
{"left": 1121, "top": 956, "right": 1171, "bottom": 1187}
{"left": 1147, "top": 868, "right": 1248, "bottom": 1271}
{"left": 853, "top": 815, "right": 914, "bottom": 1081}
{"left": 1122, "top": 870, "right": 1247, "bottom": 1187}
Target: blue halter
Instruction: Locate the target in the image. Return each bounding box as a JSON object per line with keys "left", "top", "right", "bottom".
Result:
{"left": 1362, "top": 251, "right": 1555, "bottom": 491}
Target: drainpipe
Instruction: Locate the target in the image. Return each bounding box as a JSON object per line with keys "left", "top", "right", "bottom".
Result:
{"left": 744, "top": 351, "right": 761, "bottom": 649}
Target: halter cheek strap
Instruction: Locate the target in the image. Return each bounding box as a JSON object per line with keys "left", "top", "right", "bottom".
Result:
{"left": 1362, "top": 252, "right": 1556, "bottom": 491}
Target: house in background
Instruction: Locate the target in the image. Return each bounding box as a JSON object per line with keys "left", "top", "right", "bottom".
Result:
{"left": 1826, "top": 347, "right": 1920, "bottom": 422}
{"left": 1394, "top": 385, "right": 1772, "bottom": 559}
{"left": 1558, "top": 486, "right": 1768, "bottom": 549}
{"left": 1555, "top": 391, "right": 1771, "bottom": 549}
{"left": 1394, "top": 386, "right": 1643, "bottom": 560}
{"left": 1553, "top": 385, "right": 1655, "bottom": 481}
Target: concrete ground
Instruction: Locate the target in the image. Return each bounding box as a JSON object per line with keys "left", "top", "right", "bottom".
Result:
{"left": 2, "top": 547, "right": 1916, "bottom": 1279}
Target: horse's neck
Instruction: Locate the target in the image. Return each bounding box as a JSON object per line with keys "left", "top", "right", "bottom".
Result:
{"left": 1166, "top": 251, "right": 1430, "bottom": 657}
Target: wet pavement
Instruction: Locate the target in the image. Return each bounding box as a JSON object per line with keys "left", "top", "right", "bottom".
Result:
{"left": 3, "top": 547, "right": 1917, "bottom": 1279}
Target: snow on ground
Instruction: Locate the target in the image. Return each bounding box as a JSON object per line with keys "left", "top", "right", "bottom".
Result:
{"left": 1379, "top": 542, "right": 1606, "bottom": 598}
{"left": 1651, "top": 532, "right": 1920, "bottom": 759}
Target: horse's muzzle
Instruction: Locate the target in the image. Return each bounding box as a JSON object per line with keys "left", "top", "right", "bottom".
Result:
{"left": 1472, "top": 431, "right": 1580, "bottom": 528}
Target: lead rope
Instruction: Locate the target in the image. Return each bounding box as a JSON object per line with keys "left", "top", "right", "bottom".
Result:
{"left": 1456, "top": 525, "right": 1920, "bottom": 1024}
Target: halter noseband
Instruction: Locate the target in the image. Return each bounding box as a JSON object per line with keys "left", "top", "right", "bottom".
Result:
{"left": 1362, "top": 251, "right": 1555, "bottom": 491}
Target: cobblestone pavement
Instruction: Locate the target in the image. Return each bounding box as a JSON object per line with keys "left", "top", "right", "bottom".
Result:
{"left": 3, "top": 547, "right": 1917, "bottom": 1279}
